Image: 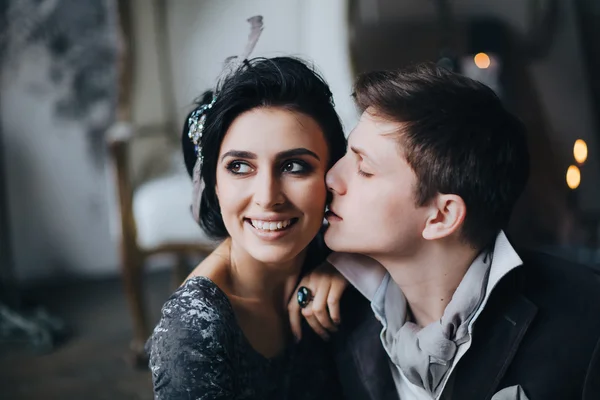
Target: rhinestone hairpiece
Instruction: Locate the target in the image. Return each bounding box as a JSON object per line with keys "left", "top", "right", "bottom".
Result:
{"left": 187, "top": 96, "right": 217, "bottom": 163}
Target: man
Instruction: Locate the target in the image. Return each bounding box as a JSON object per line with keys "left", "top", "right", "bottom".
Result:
{"left": 296, "top": 63, "right": 600, "bottom": 399}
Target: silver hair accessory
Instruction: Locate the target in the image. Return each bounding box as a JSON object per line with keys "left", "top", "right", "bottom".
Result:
{"left": 187, "top": 97, "right": 216, "bottom": 163}
{"left": 189, "top": 15, "right": 264, "bottom": 223}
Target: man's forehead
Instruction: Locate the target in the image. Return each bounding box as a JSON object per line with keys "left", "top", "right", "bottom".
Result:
{"left": 349, "top": 112, "right": 403, "bottom": 144}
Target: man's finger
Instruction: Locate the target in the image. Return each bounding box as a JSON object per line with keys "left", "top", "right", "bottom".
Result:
{"left": 327, "top": 278, "right": 348, "bottom": 325}
{"left": 302, "top": 306, "right": 330, "bottom": 340}
{"left": 312, "top": 279, "right": 337, "bottom": 332}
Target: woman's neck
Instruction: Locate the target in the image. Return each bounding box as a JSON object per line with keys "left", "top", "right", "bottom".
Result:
{"left": 224, "top": 239, "right": 306, "bottom": 311}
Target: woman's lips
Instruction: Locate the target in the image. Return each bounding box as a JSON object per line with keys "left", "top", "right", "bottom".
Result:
{"left": 244, "top": 218, "right": 299, "bottom": 241}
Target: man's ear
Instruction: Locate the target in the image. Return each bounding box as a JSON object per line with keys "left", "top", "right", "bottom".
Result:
{"left": 422, "top": 194, "right": 466, "bottom": 241}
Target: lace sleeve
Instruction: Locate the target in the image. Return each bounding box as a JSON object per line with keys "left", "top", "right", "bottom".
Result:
{"left": 147, "top": 279, "right": 236, "bottom": 400}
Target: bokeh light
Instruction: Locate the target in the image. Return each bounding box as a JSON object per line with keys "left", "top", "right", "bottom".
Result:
{"left": 474, "top": 52, "right": 491, "bottom": 69}
{"left": 573, "top": 139, "right": 588, "bottom": 164}
{"left": 566, "top": 165, "right": 581, "bottom": 189}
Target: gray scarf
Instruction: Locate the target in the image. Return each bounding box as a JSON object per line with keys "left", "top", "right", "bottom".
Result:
{"left": 379, "top": 252, "right": 492, "bottom": 397}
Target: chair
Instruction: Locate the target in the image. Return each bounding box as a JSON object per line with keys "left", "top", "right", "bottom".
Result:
{"left": 107, "top": 122, "right": 216, "bottom": 366}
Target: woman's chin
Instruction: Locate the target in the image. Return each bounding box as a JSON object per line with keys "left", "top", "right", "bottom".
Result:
{"left": 248, "top": 248, "right": 298, "bottom": 266}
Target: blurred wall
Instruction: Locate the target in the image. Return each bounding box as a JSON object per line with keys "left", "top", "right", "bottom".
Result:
{"left": 1, "top": 0, "right": 120, "bottom": 283}
{"left": 1, "top": 0, "right": 355, "bottom": 282}
{"left": 1, "top": 72, "right": 119, "bottom": 282}
{"left": 164, "top": 0, "right": 356, "bottom": 133}
{"left": 528, "top": 0, "right": 600, "bottom": 214}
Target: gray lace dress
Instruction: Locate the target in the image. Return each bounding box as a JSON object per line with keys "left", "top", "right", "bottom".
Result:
{"left": 146, "top": 276, "right": 342, "bottom": 400}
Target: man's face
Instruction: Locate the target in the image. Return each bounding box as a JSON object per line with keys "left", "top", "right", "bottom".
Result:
{"left": 324, "top": 109, "right": 429, "bottom": 259}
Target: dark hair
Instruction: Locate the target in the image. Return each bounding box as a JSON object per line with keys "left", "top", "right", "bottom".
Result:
{"left": 182, "top": 57, "right": 346, "bottom": 264}
{"left": 353, "top": 62, "right": 529, "bottom": 250}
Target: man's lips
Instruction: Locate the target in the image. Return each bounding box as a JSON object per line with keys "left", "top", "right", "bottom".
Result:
{"left": 325, "top": 209, "right": 342, "bottom": 221}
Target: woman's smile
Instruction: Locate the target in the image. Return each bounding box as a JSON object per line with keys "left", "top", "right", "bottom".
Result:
{"left": 245, "top": 217, "right": 300, "bottom": 241}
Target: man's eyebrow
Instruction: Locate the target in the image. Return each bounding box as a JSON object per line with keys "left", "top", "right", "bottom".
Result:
{"left": 350, "top": 146, "right": 363, "bottom": 156}
{"left": 351, "top": 145, "right": 380, "bottom": 167}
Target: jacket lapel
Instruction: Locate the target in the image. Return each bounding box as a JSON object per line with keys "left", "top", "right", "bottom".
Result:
{"left": 452, "top": 287, "right": 538, "bottom": 400}
{"left": 348, "top": 313, "right": 399, "bottom": 400}
{"left": 336, "top": 287, "right": 398, "bottom": 400}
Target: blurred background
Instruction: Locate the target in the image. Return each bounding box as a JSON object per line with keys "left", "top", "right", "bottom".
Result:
{"left": 0, "top": 0, "right": 598, "bottom": 398}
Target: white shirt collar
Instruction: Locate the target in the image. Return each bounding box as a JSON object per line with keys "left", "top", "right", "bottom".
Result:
{"left": 327, "top": 230, "right": 523, "bottom": 318}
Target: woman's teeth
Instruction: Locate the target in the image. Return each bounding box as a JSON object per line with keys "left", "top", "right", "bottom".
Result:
{"left": 250, "top": 219, "right": 293, "bottom": 231}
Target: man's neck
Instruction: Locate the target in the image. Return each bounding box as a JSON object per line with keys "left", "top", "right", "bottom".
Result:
{"left": 373, "top": 240, "right": 480, "bottom": 327}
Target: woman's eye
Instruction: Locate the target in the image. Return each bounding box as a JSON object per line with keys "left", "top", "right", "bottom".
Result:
{"left": 282, "top": 161, "right": 307, "bottom": 174}
{"left": 228, "top": 162, "right": 253, "bottom": 174}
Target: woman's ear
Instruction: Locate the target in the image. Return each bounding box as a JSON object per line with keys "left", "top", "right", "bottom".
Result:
{"left": 422, "top": 194, "right": 466, "bottom": 240}
{"left": 214, "top": 181, "right": 220, "bottom": 201}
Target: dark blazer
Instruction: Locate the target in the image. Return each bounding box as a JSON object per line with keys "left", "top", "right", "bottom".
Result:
{"left": 332, "top": 250, "right": 600, "bottom": 400}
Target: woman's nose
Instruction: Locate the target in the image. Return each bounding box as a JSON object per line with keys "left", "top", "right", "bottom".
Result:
{"left": 253, "top": 171, "right": 285, "bottom": 208}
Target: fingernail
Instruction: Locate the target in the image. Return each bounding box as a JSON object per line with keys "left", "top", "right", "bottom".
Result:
{"left": 334, "top": 319, "right": 341, "bottom": 325}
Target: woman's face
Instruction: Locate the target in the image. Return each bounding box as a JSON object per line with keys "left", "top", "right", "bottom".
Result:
{"left": 215, "top": 107, "right": 329, "bottom": 265}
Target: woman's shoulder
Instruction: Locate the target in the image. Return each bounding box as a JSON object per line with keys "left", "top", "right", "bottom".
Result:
{"left": 147, "top": 275, "right": 238, "bottom": 360}
{"left": 147, "top": 276, "right": 239, "bottom": 398}
{"left": 161, "top": 276, "right": 235, "bottom": 331}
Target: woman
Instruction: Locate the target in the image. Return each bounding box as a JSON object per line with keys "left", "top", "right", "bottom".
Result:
{"left": 146, "top": 55, "right": 347, "bottom": 399}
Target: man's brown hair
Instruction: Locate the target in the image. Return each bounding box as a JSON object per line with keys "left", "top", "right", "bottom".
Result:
{"left": 353, "top": 62, "right": 529, "bottom": 249}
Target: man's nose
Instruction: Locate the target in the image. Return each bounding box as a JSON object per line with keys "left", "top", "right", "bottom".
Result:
{"left": 326, "top": 158, "right": 346, "bottom": 196}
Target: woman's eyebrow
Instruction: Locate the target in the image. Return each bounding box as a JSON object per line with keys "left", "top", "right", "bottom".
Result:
{"left": 220, "top": 150, "right": 257, "bottom": 162}
{"left": 276, "top": 148, "right": 320, "bottom": 161}
{"left": 220, "top": 148, "right": 321, "bottom": 162}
